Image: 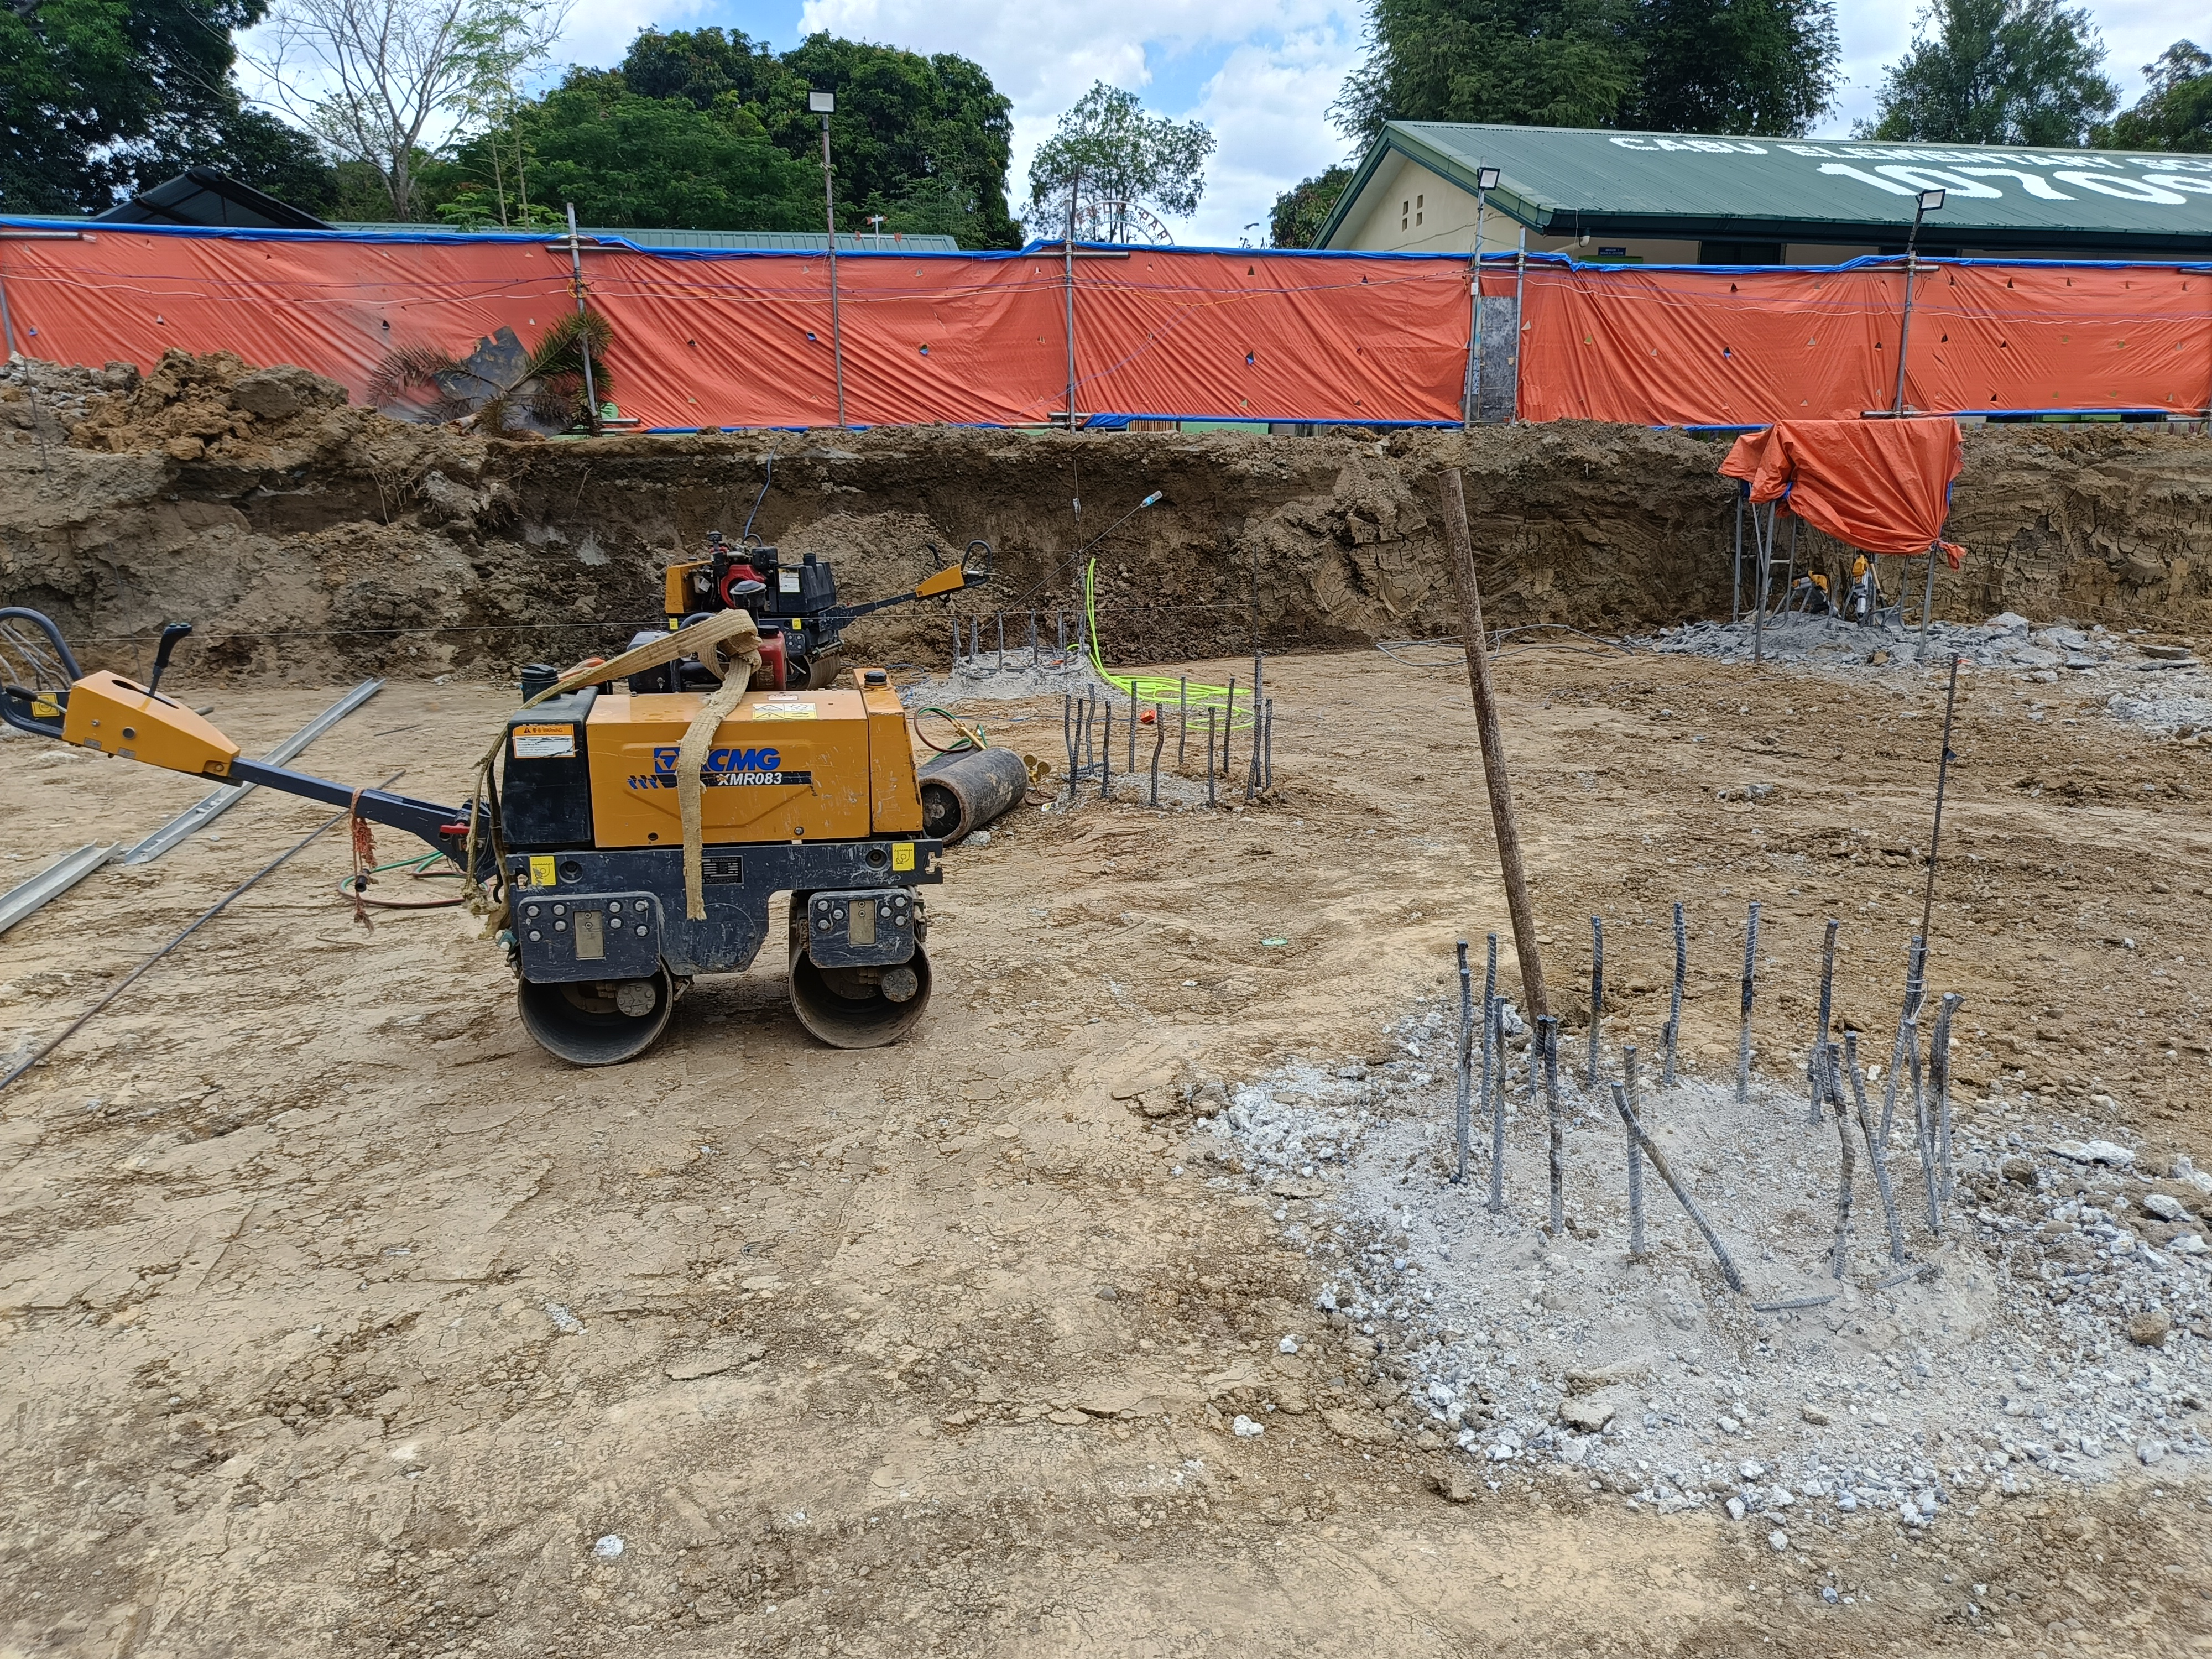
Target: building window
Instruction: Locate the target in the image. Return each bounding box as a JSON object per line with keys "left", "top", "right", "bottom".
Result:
{"left": 1401, "top": 199, "right": 1409, "bottom": 230}
{"left": 1416, "top": 192, "right": 1423, "bottom": 226}
{"left": 1699, "top": 240, "right": 1783, "bottom": 265}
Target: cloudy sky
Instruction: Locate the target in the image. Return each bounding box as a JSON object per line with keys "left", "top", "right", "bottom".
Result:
{"left": 547, "top": 0, "right": 2203, "bottom": 245}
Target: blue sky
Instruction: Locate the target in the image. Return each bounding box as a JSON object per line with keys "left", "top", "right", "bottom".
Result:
{"left": 533, "top": 0, "right": 2206, "bottom": 245}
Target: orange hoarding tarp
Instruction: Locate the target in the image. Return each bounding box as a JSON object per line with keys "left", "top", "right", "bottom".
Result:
{"left": 1514, "top": 257, "right": 2212, "bottom": 426}
{"left": 1, "top": 225, "right": 2206, "bottom": 430}
{"left": 1719, "top": 419, "right": 1966, "bottom": 566}
{"left": 0, "top": 228, "right": 1469, "bottom": 428}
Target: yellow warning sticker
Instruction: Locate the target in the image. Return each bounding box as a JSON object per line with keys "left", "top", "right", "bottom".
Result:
{"left": 753, "top": 701, "right": 817, "bottom": 721}
{"left": 31, "top": 697, "right": 59, "bottom": 719}
{"left": 529, "top": 854, "right": 557, "bottom": 888}
{"left": 891, "top": 842, "right": 915, "bottom": 871}
{"left": 511, "top": 723, "right": 576, "bottom": 759}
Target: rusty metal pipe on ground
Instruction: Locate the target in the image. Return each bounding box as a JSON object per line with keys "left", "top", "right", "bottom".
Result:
{"left": 919, "top": 747, "right": 1030, "bottom": 844}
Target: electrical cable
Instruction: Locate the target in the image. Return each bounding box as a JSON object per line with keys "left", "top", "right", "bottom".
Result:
{"left": 0, "top": 773, "right": 404, "bottom": 1097}
{"left": 912, "top": 707, "right": 986, "bottom": 753}
{"left": 335, "top": 850, "right": 465, "bottom": 910}
{"left": 739, "top": 452, "right": 775, "bottom": 543}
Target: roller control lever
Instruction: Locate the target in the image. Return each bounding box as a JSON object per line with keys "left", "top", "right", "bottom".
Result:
{"left": 147, "top": 622, "right": 192, "bottom": 697}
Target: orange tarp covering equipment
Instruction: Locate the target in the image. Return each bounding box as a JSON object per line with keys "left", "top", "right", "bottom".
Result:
{"left": 1719, "top": 419, "right": 1966, "bottom": 568}
{"left": 1, "top": 223, "right": 2207, "bottom": 429}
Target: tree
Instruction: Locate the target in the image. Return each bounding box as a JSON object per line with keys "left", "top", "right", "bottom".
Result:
{"left": 1027, "top": 82, "right": 1216, "bottom": 242}
{"left": 1858, "top": 0, "right": 2116, "bottom": 146}
{"left": 251, "top": 0, "right": 566, "bottom": 219}
{"left": 1331, "top": 0, "right": 1839, "bottom": 141}
{"left": 1620, "top": 0, "right": 1839, "bottom": 134}
{"left": 1270, "top": 166, "right": 1353, "bottom": 246}
{"left": 1, "top": 0, "right": 335, "bottom": 215}
{"left": 463, "top": 71, "right": 818, "bottom": 231}
{"left": 617, "top": 29, "right": 1020, "bottom": 248}
{"left": 2096, "top": 41, "right": 2212, "bottom": 153}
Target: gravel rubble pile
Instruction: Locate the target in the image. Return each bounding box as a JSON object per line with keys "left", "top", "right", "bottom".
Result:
{"left": 1192, "top": 1003, "right": 2212, "bottom": 1533}
{"left": 1648, "top": 610, "right": 2200, "bottom": 686}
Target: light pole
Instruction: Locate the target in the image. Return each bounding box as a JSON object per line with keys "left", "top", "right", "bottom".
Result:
{"left": 1063, "top": 168, "right": 1079, "bottom": 429}
{"left": 810, "top": 88, "right": 847, "bottom": 429}
{"left": 563, "top": 203, "right": 600, "bottom": 436}
{"left": 1891, "top": 187, "right": 1944, "bottom": 418}
{"left": 1465, "top": 164, "right": 1500, "bottom": 429}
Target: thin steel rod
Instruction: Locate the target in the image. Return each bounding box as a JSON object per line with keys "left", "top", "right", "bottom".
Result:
{"left": 1879, "top": 934, "right": 1927, "bottom": 1149}
{"left": 1611, "top": 1083, "right": 1745, "bottom": 1292}
{"left": 1586, "top": 916, "right": 1604, "bottom": 1090}
{"left": 1931, "top": 992, "right": 1962, "bottom": 1214}
{"left": 1207, "top": 711, "right": 1217, "bottom": 808}
{"left": 1918, "top": 654, "right": 1961, "bottom": 951}
{"left": 1148, "top": 705, "right": 1163, "bottom": 807}
{"left": 1483, "top": 934, "right": 1503, "bottom": 1214}
{"left": 1732, "top": 488, "right": 1744, "bottom": 625}
{"left": 1825, "top": 1041, "right": 1854, "bottom": 1280}
{"left": 1809, "top": 917, "right": 1839, "bottom": 1126}
{"left": 1454, "top": 939, "right": 1474, "bottom": 1185}
{"left": 1663, "top": 901, "right": 1685, "bottom": 1086}
{"left": 1622, "top": 1045, "right": 1646, "bottom": 1260}
{"left": 1222, "top": 678, "right": 1237, "bottom": 780}
{"left": 1907, "top": 1013, "right": 1936, "bottom": 1233}
{"left": 1736, "top": 900, "right": 1760, "bottom": 1104}
{"left": 0, "top": 781, "right": 389, "bottom": 1093}
{"left": 1177, "top": 677, "right": 1188, "bottom": 769}
{"left": 1127, "top": 680, "right": 1138, "bottom": 773}
{"left": 1102, "top": 702, "right": 1113, "bottom": 801}
{"left": 1847, "top": 1031, "right": 1910, "bottom": 1265}
{"left": 1540, "top": 1015, "right": 1564, "bottom": 1235}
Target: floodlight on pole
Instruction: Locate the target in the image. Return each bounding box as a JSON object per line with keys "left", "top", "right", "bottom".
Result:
{"left": 812, "top": 90, "right": 846, "bottom": 426}
{"left": 1464, "top": 166, "right": 1501, "bottom": 429}
{"left": 1891, "top": 185, "right": 1945, "bottom": 417}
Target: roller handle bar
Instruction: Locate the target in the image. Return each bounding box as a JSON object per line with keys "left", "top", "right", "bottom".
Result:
{"left": 226, "top": 757, "right": 490, "bottom": 874}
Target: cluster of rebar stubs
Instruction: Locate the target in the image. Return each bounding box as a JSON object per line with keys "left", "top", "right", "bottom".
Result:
{"left": 1060, "top": 675, "right": 1277, "bottom": 810}
{"left": 1448, "top": 901, "right": 1965, "bottom": 1303}
{"left": 950, "top": 611, "right": 1084, "bottom": 674}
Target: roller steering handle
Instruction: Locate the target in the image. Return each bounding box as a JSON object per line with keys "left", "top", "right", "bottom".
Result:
{"left": 0, "top": 607, "right": 84, "bottom": 739}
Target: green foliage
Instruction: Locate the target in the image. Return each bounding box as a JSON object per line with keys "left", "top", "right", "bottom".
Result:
{"left": 2096, "top": 41, "right": 2212, "bottom": 152}
{"left": 1858, "top": 0, "right": 2117, "bottom": 145}
{"left": 617, "top": 28, "right": 1019, "bottom": 248}
{"left": 1027, "top": 82, "right": 1217, "bottom": 238}
{"left": 1270, "top": 166, "right": 1354, "bottom": 247}
{"left": 1622, "top": 0, "right": 1840, "bottom": 134}
{"left": 1333, "top": 0, "right": 1840, "bottom": 140}
{"left": 469, "top": 73, "right": 819, "bottom": 232}
{"left": 0, "top": 0, "right": 337, "bottom": 215}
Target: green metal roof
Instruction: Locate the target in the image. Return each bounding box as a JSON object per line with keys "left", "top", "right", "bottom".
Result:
{"left": 1319, "top": 123, "right": 2212, "bottom": 254}
{"left": 331, "top": 224, "right": 962, "bottom": 252}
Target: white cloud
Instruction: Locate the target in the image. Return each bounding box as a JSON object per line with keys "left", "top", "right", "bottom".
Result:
{"left": 800, "top": 0, "right": 1355, "bottom": 239}
{"left": 1185, "top": 28, "right": 1364, "bottom": 244}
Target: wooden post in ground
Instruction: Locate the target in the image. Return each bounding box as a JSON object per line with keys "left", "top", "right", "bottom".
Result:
{"left": 1438, "top": 468, "right": 1548, "bottom": 1021}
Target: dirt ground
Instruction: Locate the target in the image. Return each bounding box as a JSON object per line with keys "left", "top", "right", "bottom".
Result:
{"left": 4, "top": 635, "right": 2212, "bottom": 1658}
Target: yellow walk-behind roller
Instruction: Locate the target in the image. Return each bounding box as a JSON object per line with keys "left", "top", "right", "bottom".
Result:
{"left": 0, "top": 607, "right": 947, "bottom": 1066}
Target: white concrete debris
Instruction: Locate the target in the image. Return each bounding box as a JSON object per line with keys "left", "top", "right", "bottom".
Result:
{"left": 1647, "top": 613, "right": 2208, "bottom": 750}
{"left": 1193, "top": 1004, "right": 2212, "bottom": 1525}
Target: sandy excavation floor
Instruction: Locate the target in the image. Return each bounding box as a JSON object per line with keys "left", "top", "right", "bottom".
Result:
{"left": 4, "top": 640, "right": 2212, "bottom": 1658}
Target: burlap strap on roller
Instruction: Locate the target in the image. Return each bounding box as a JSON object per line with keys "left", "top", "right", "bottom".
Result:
{"left": 465, "top": 609, "right": 764, "bottom": 926}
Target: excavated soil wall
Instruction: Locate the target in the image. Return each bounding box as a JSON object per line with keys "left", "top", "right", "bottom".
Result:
{"left": 2, "top": 352, "right": 2208, "bottom": 680}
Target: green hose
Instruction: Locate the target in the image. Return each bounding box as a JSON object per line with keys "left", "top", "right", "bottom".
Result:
{"left": 1084, "top": 559, "right": 1256, "bottom": 726}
